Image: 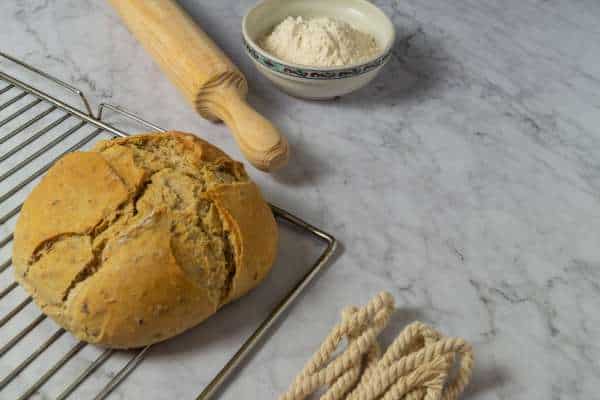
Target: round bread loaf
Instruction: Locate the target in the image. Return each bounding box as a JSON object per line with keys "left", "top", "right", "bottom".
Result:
{"left": 12, "top": 131, "right": 278, "bottom": 348}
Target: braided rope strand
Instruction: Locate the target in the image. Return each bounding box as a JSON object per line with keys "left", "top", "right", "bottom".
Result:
{"left": 279, "top": 292, "right": 474, "bottom": 400}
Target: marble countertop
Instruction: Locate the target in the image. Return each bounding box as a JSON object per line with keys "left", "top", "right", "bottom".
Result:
{"left": 0, "top": 0, "right": 599, "bottom": 399}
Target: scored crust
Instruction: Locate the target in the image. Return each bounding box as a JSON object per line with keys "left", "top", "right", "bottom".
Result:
{"left": 12, "top": 131, "right": 278, "bottom": 348}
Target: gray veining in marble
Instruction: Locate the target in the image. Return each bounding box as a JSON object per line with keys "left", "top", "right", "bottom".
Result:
{"left": 0, "top": 0, "right": 599, "bottom": 399}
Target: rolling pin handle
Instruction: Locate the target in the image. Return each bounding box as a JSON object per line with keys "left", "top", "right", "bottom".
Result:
{"left": 208, "top": 87, "right": 290, "bottom": 172}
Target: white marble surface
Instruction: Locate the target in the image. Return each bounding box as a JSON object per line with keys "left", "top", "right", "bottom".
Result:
{"left": 0, "top": 0, "right": 599, "bottom": 399}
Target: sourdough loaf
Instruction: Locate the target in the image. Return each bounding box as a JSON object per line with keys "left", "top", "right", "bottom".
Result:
{"left": 12, "top": 132, "right": 278, "bottom": 348}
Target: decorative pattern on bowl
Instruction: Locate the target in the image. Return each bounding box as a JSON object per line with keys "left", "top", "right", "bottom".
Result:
{"left": 243, "top": 37, "right": 392, "bottom": 80}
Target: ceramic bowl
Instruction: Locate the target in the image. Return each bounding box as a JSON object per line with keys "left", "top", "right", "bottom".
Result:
{"left": 242, "top": 0, "right": 395, "bottom": 100}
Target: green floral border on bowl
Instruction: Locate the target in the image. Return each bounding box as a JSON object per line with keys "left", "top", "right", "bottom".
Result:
{"left": 244, "top": 37, "right": 391, "bottom": 80}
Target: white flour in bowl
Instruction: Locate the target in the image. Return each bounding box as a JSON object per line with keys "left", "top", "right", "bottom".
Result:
{"left": 258, "top": 16, "right": 380, "bottom": 67}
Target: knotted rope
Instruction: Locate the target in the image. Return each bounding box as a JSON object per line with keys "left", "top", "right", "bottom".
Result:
{"left": 279, "top": 292, "right": 474, "bottom": 400}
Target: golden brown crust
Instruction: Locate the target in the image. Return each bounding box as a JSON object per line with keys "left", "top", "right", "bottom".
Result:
{"left": 65, "top": 210, "right": 216, "bottom": 346}
{"left": 208, "top": 182, "right": 278, "bottom": 302}
{"left": 12, "top": 152, "right": 130, "bottom": 274}
{"left": 13, "top": 131, "right": 278, "bottom": 348}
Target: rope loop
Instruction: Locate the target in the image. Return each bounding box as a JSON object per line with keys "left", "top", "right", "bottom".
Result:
{"left": 279, "top": 292, "right": 473, "bottom": 400}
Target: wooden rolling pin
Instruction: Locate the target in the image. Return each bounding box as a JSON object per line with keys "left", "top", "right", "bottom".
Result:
{"left": 108, "top": 0, "right": 289, "bottom": 171}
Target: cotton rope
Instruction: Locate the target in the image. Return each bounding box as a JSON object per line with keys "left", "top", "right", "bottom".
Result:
{"left": 279, "top": 292, "right": 474, "bottom": 400}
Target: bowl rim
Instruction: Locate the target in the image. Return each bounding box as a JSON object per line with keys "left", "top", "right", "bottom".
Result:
{"left": 241, "top": 0, "right": 396, "bottom": 77}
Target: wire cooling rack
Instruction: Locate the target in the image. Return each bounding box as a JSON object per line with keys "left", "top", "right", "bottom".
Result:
{"left": 0, "top": 51, "right": 337, "bottom": 400}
